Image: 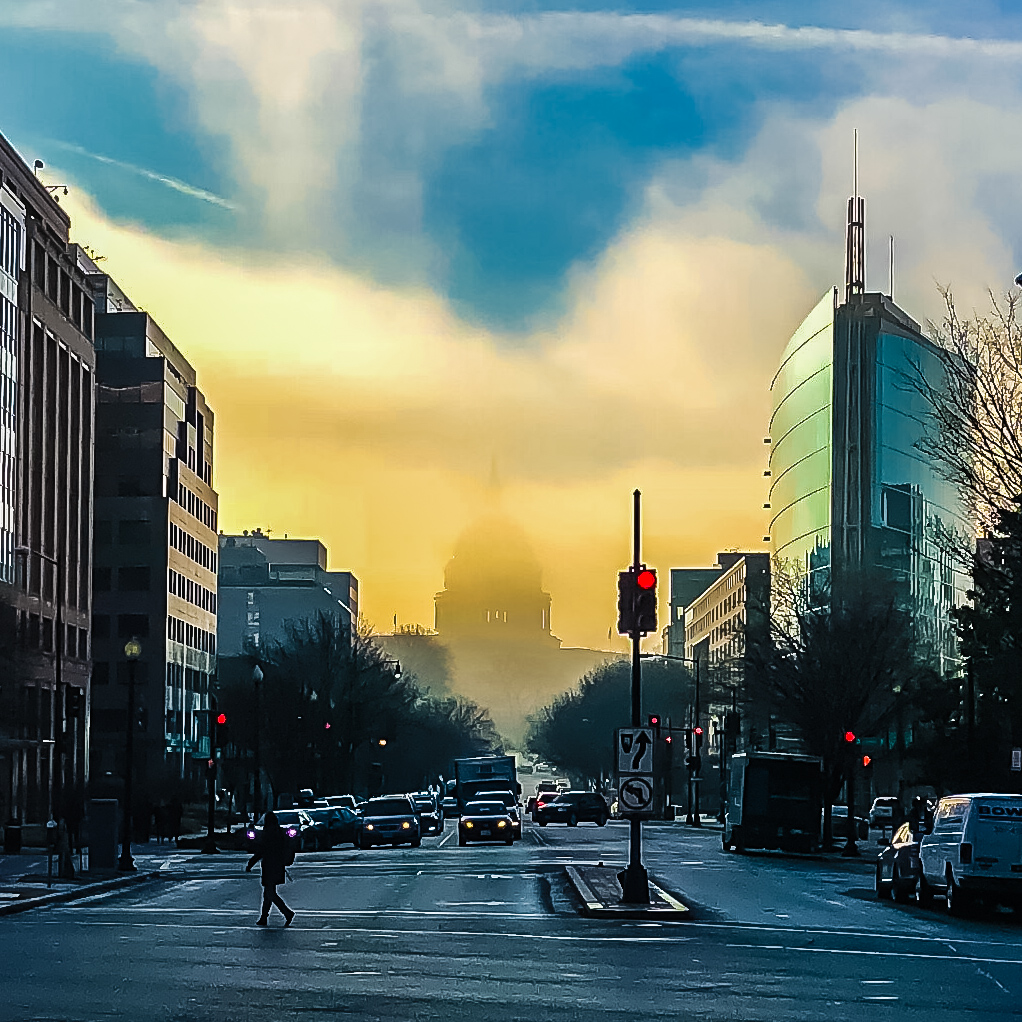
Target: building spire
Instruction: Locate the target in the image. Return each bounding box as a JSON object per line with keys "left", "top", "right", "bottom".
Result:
{"left": 845, "top": 129, "right": 865, "bottom": 303}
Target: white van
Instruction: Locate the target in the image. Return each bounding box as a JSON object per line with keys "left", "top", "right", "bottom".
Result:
{"left": 918, "top": 794, "right": 1022, "bottom": 915}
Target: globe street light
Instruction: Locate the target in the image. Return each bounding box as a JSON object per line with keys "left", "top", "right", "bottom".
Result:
{"left": 118, "top": 638, "right": 142, "bottom": 872}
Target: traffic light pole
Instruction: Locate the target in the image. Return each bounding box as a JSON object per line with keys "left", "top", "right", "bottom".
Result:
{"left": 202, "top": 703, "right": 219, "bottom": 854}
{"left": 620, "top": 489, "right": 650, "bottom": 904}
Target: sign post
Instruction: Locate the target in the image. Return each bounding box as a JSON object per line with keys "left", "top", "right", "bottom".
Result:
{"left": 618, "top": 490, "right": 651, "bottom": 904}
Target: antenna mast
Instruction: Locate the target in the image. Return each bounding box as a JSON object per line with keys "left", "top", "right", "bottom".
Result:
{"left": 844, "top": 129, "right": 865, "bottom": 303}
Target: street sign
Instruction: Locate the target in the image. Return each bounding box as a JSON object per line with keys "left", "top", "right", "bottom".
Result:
{"left": 1012, "top": 748, "right": 1021, "bottom": 773}
{"left": 617, "top": 728, "right": 654, "bottom": 775}
{"left": 618, "top": 775, "right": 654, "bottom": 815}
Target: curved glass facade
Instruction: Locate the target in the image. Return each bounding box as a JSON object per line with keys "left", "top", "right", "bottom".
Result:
{"left": 769, "top": 290, "right": 835, "bottom": 596}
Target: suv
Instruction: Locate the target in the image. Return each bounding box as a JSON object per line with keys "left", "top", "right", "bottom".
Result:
{"left": 533, "top": 790, "right": 609, "bottom": 827}
{"left": 477, "top": 789, "right": 521, "bottom": 838}
{"left": 869, "top": 796, "right": 901, "bottom": 829}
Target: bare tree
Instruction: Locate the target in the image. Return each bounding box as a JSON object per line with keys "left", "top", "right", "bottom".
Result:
{"left": 911, "top": 288, "right": 1022, "bottom": 533}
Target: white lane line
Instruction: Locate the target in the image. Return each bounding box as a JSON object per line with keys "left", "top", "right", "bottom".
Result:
{"left": 725, "top": 944, "right": 1022, "bottom": 967}
{"left": 863, "top": 996, "right": 899, "bottom": 1002}
{"left": 977, "top": 967, "right": 1010, "bottom": 993}
{"left": 861, "top": 980, "right": 895, "bottom": 985}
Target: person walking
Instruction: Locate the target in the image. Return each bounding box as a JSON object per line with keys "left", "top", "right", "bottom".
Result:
{"left": 245, "top": 811, "right": 295, "bottom": 927}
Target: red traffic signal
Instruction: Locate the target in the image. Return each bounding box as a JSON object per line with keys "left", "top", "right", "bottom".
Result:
{"left": 665, "top": 735, "right": 672, "bottom": 744}
{"left": 693, "top": 726, "right": 704, "bottom": 736}
{"left": 217, "top": 713, "right": 227, "bottom": 725}
{"left": 843, "top": 730, "right": 856, "bottom": 743}
{"left": 862, "top": 754, "right": 872, "bottom": 768}
{"left": 649, "top": 714, "right": 660, "bottom": 726}
{"left": 636, "top": 569, "right": 656, "bottom": 590}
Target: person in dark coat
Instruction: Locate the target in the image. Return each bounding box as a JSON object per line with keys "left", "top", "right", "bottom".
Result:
{"left": 245, "top": 811, "right": 295, "bottom": 926}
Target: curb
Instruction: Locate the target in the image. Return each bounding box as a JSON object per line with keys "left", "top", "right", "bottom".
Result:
{"left": 0, "top": 870, "right": 161, "bottom": 917}
{"left": 565, "top": 865, "right": 691, "bottom": 919}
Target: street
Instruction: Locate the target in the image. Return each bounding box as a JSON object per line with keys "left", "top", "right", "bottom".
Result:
{"left": 2, "top": 823, "right": 1022, "bottom": 1021}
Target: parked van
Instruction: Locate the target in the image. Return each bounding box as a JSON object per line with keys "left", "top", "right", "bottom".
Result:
{"left": 918, "top": 794, "right": 1022, "bottom": 915}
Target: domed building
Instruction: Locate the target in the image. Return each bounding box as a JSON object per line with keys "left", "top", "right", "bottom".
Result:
{"left": 433, "top": 514, "right": 613, "bottom": 743}
{"left": 434, "top": 515, "right": 559, "bottom": 646}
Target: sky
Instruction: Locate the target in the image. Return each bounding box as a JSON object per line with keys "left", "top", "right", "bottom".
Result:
{"left": 2, "top": 1, "right": 1022, "bottom": 651}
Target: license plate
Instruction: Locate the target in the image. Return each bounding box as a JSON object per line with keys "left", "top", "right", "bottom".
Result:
{"left": 480, "top": 829, "right": 491, "bottom": 836}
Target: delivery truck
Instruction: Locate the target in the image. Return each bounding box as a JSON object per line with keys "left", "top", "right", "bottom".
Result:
{"left": 448, "top": 756, "right": 520, "bottom": 815}
{"left": 723, "top": 751, "right": 823, "bottom": 853}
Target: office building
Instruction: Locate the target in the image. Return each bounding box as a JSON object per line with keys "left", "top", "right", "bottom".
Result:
{"left": 0, "top": 134, "right": 95, "bottom": 826}
{"left": 84, "top": 270, "right": 218, "bottom": 801}
{"left": 662, "top": 566, "right": 726, "bottom": 658}
{"left": 767, "top": 197, "right": 969, "bottom": 670}
{"left": 217, "top": 530, "right": 358, "bottom": 656}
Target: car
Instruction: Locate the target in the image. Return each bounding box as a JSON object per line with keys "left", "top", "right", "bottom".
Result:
{"left": 315, "top": 794, "right": 360, "bottom": 813}
{"left": 875, "top": 821, "right": 922, "bottom": 902}
{"left": 830, "top": 805, "right": 869, "bottom": 841}
{"left": 459, "top": 800, "right": 515, "bottom": 845}
{"left": 476, "top": 789, "right": 522, "bottom": 838}
{"left": 244, "top": 810, "right": 317, "bottom": 852}
{"left": 919, "top": 793, "right": 1022, "bottom": 915}
{"left": 533, "top": 791, "right": 609, "bottom": 827}
{"left": 530, "top": 789, "right": 562, "bottom": 820}
{"left": 356, "top": 795, "right": 421, "bottom": 849}
{"left": 870, "top": 796, "right": 901, "bottom": 829}
{"left": 305, "top": 806, "right": 360, "bottom": 848}
{"left": 411, "top": 793, "right": 444, "bottom": 835}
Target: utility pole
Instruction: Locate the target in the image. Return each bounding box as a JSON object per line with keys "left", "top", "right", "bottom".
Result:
{"left": 619, "top": 489, "right": 650, "bottom": 904}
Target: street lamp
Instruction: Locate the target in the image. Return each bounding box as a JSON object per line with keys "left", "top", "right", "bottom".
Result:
{"left": 252, "top": 664, "right": 263, "bottom": 822}
{"left": 118, "top": 638, "right": 142, "bottom": 871}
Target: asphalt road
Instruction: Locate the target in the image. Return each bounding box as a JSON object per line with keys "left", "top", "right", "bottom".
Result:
{"left": 2, "top": 821, "right": 1022, "bottom": 1021}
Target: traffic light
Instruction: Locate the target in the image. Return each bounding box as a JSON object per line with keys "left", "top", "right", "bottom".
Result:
{"left": 205, "top": 758, "right": 216, "bottom": 780}
{"left": 693, "top": 726, "right": 704, "bottom": 750}
{"left": 648, "top": 713, "right": 661, "bottom": 737}
{"left": 862, "top": 754, "right": 872, "bottom": 769}
{"left": 634, "top": 568, "right": 657, "bottom": 634}
{"left": 616, "top": 569, "right": 639, "bottom": 634}
{"left": 843, "top": 730, "right": 856, "bottom": 744}
{"left": 214, "top": 711, "right": 229, "bottom": 750}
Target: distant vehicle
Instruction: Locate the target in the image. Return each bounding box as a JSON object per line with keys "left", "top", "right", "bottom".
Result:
{"left": 870, "top": 796, "right": 901, "bottom": 828}
{"left": 448, "top": 756, "right": 520, "bottom": 815}
{"left": 723, "top": 752, "right": 823, "bottom": 853}
{"left": 244, "top": 810, "right": 316, "bottom": 852}
{"left": 875, "top": 821, "right": 922, "bottom": 902}
{"left": 316, "top": 795, "right": 360, "bottom": 813}
{"left": 831, "top": 805, "right": 870, "bottom": 841}
{"left": 518, "top": 764, "right": 534, "bottom": 775}
{"left": 441, "top": 796, "right": 460, "bottom": 818}
{"left": 356, "top": 795, "right": 421, "bottom": 849}
{"left": 533, "top": 791, "right": 609, "bottom": 827}
{"left": 411, "top": 793, "right": 443, "bottom": 835}
{"left": 305, "top": 806, "right": 360, "bottom": 848}
{"left": 459, "top": 800, "right": 515, "bottom": 846}
{"left": 919, "top": 793, "right": 1022, "bottom": 915}
{"left": 530, "top": 789, "right": 561, "bottom": 819}
{"left": 476, "top": 789, "right": 522, "bottom": 838}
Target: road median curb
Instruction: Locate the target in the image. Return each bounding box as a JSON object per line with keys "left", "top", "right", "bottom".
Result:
{"left": 565, "top": 864, "right": 691, "bottom": 919}
{"left": 0, "top": 870, "right": 161, "bottom": 917}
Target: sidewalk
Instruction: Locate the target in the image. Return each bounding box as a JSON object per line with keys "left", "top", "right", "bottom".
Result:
{"left": 0, "top": 845, "right": 171, "bottom": 917}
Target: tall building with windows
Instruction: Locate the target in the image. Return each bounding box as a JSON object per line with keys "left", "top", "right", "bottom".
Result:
{"left": 0, "top": 133, "right": 96, "bottom": 826}
{"left": 217, "top": 530, "right": 358, "bottom": 656}
{"left": 84, "top": 260, "right": 218, "bottom": 802}
{"left": 767, "top": 284, "right": 969, "bottom": 668}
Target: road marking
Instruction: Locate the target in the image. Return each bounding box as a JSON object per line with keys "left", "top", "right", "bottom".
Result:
{"left": 977, "top": 967, "right": 1010, "bottom": 993}
{"left": 725, "top": 944, "right": 1022, "bottom": 967}
{"left": 861, "top": 980, "right": 895, "bottom": 984}
{"left": 863, "top": 996, "right": 899, "bottom": 1001}
{"left": 437, "top": 830, "right": 456, "bottom": 848}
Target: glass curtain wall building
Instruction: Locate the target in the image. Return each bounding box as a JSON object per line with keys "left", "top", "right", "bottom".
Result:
{"left": 768, "top": 289, "right": 969, "bottom": 670}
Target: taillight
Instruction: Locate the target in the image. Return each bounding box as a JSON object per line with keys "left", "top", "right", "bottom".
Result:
{"left": 960, "top": 843, "right": 973, "bottom": 864}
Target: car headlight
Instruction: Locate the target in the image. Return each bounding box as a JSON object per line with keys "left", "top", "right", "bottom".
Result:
{"left": 465, "top": 821, "right": 474, "bottom": 828}
{"left": 366, "top": 824, "right": 374, "bottom": 831}
{"left": 497, "top": 820, "right": 506, "bottom": 828}
{"left": 402, "top": 821, "right": 411, "bottom": 829}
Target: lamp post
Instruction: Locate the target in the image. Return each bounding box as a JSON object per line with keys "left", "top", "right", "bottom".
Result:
{"left": 252, "top": 664, "right": 263, "bottom": 822}
{"left": 118, "top": 638, "right": 142, "bottom": 871}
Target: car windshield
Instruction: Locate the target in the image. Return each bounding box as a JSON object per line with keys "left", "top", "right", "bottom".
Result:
{"left": 272, "top": 812, "right": 303, "bottom": 826}
{"left": 465, "top": 803, "right": 506, "bottom": 815}
{"left": 366, "top": 799, "right": 413, "bottom": 816}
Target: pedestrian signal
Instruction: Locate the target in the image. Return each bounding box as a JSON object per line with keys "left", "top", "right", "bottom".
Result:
{"left": 862, "top": 755, "right": 872, "bottom": 768}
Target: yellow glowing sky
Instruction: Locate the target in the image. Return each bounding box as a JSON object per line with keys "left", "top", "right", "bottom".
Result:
{"left": 67, "top": 191, "right": 801, "bottom": 650}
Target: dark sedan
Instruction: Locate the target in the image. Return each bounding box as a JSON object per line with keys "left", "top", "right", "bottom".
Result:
{"left": 356, "top": 795, "right": 421, "bottom": 849}
{"left": 875, "top": 821, "right": 922, "bottom": 903}
{"left": 306, "top": 806, "right": 360, "bottom": 848}
{"left": 533, "top": 791, "right": 609, "bottom": 827}
{"left": 476, "top": 789, "right": 522, "bottom": 838}
{"left": 459, "top": 801, "right": 515, "bottom": 845}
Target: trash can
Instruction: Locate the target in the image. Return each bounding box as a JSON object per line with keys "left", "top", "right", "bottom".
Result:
{"left": 3, "top": 818, "right": 21, "bottom": 855}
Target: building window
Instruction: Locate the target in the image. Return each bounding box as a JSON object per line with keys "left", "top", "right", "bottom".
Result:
{"left": 118, "top": 566, "right": 151, "bottom": 591}
{"left": 117, "top": 613, "right": 149, "bottom": 638}
{"left": 95, "top": 520, "right": 112, "bottom": 546}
